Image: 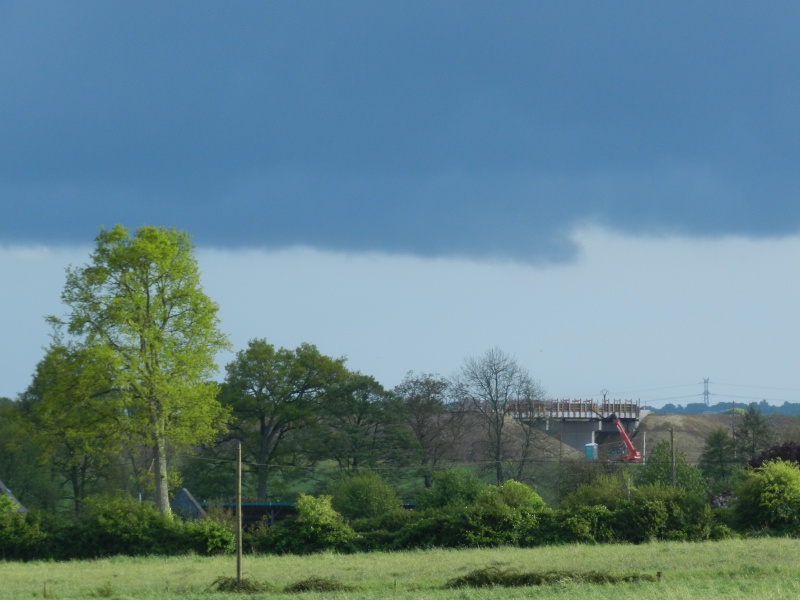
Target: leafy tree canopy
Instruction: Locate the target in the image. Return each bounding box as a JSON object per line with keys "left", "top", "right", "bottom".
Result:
{"left": 50, "top": 225, "right": 230, "bottom": 513}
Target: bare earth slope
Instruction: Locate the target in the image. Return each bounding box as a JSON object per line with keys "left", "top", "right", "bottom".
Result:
{"left": 634, "top": 413, "right": 800, "bottom": 464}
{"left": 635, "top": 414, "right": 736, "bottom": 463}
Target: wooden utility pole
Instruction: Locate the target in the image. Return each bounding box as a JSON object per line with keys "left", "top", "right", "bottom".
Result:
{"left": 670, "top": 427, "right": 676, "bottom": 488}
{"left": 236, "top": 443, "right": 243, "bottom": 583}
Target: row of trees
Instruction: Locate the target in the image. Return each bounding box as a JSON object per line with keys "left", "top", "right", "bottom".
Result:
{"left": 1, "top": 225, "right": 550, "bottom": 515}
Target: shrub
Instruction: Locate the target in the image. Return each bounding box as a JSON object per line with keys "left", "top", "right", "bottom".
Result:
{"left": 0, "top": 494, "right": 16, "bottom": 513}
{"left": 0, "top": 510, "right": 48, "bottom": 561}
{"left": 478, "top": 480, "right": 546, "bottom": 512}
{"left": 564, "top": 505, "right": 616, "bottom": 544}
{"left": 416, "top": 469, "right": 486, "bottom": 509}
{"left": 71, "top": 495, "right": 180, "bottom": 557}
{"left": 613, "top": 483, "right": 712, "bottom": 543}
{"left": 265, "top": 494, "right": 356, "bottom": 554}
{"left": 561, "top": 474, "right": 631, "bottom": 511}
{"left": 182, "top": 516, "right": 235, "bottom": 555}
{"left": 637, "top": 483, "right": 711, "bottom": 540}
{"left": 613, "top": 498, "right": 668, "bottom": 543}
{"left": 734, "top": 459, "right": 800, "bottom": 534}
{"left": 328, "top": 470, "right": 402, "bottom": 521}
{"left": 519, "top": 507, "right": 613, "bottom": 546}
{"left": 350, "top": 509, "right": 421, "bottom": 552}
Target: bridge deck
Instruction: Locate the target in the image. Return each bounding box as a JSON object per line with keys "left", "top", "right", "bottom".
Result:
{"left": 512, "top": 399, "right": 640, "bottom": 420}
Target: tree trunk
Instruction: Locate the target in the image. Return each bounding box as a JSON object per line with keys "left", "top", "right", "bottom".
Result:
{"left": 257, "top": 417, "right": 270, "bottom": 500}
{"left": 153, "top": 435, "right": 171, "bottom": 515}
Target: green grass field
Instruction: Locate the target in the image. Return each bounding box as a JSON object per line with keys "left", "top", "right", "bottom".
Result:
{"left": 3, "top": 538, "right": 800, "bottom": 599}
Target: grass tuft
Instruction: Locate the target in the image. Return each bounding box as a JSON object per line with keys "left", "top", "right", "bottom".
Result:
{"left": 443, "top": 567, "right": 658, "bottom": 589}
{"left": 283, "top": 576, "right": 360, "bottom": 593}
{"left": 209, "top": 576, "right": 274, "bottom": 593}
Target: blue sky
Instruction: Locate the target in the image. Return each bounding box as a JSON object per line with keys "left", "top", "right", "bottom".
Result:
{"left": 2, "top": 2, "right": 800, "bottom": 405}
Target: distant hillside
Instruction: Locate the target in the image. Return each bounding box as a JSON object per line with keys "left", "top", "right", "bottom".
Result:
{"left": 645, "top": 399, "right": 800, "bottom": 416}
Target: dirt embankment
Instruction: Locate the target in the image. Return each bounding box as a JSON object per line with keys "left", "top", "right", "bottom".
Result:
{"left": 634, "top": 413, "right": 800, "bottom": 464}
{"left": 634, "top": 414, "right": 736, "bottom": 463}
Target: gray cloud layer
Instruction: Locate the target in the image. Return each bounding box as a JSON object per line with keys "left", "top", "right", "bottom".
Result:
{"left": 2, "top": 2, "right": 799, "bottom": 261}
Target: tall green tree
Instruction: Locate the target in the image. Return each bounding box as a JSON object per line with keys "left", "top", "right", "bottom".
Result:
{"left": 0, "top": 397, "right": 59, "bottom": 511}
{"left": 734, "top": 404, "right": 772, "bottom": 462}
{"left": 25, "top": 344, "right": 124, "bottom": 512}
{"left": 318, "top": 372, "right": 413, "bottom": 472}
{"left": 222, "top": 339, "right": 347, "bottom": 499}
{"left": 698, "top": 427, "right": 737, "bottom": 489}
{"left": 50, "top": 225, "right": 230, "bottom": 514}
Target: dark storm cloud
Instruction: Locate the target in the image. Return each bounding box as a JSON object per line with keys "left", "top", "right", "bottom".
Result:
{"left": 2, "top": 1, "right": 799, "bottom": 261}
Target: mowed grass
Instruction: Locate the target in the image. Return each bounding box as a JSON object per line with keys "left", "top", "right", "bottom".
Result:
{"left": 3, "top": 538, "right": 800, "bottom": 599}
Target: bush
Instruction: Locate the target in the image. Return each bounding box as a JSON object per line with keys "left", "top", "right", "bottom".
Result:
{"left": 519, "top": 507, "right": 613, "bottom": 546}
{"left": 265, "top": 494, "right": 356, "bottom": 554}
{"left": 70, "top": 495, "right": 180, "bottom": 557}
{"left": 328, "top": 471, "right": 402, "bottom": 521}
{"left": 0, "top": 494, "right": 17, "bottom": 513}
{"left": 182, "top": 516, "right": 235, "bottom": 555}
{"left": 613, "top": 498, "right": 668, "bottom": 543}
{"left": 350, "top": 509, "right": 421, "bottom": 552}
{"left": 478, "top": 480, "right": 546, "bottom": 512}
{"left": 564, "top": 506, "right": 616, "bottom": 544}
{"left": 561, "top": 474, "right": 631, "bottom": 511}
{"left": 0, "top": 510, "right": 48, "bottom": 561}
{"left": 416, "top": 469, "right": 486, "bottom": 509}
{"left": 613, "top": 483, "right": 712, "bottom": 543}
{"left": 734, "top": 459, "right": 800, "bottom": 534}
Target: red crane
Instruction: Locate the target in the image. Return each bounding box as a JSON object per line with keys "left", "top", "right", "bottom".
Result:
{"left": 606, "top": 413, "right": 641, "bottom": 463}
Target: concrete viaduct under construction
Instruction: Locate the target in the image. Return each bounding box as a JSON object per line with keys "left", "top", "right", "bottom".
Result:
{"left": 512, "top": 399, "right": 644, "bottom": 454}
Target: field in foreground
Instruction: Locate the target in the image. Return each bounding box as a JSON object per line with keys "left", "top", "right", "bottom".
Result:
{"left": 3, "top": 538, "right": 800, "bottom": 599}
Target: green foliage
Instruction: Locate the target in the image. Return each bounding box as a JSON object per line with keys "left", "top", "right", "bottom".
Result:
{"left": 0, "top": 398, "right": 60, "bottom": 511}
{"left": 734, "top": 459, "right": 800, "bottom": 534}
{"left": 222, "top": 338, "right": 347, "bottom": 499}
{"left": 0, "top": 509, "right": 48, "bottom": 560}
{"left": 734, "top": 404, "right": 772, "bottom": 462}
{"left": 416, "top": 468, "right": 486, "bottom": 509}
{"left": 637, "top": 440, "right": 709, "bottom": 496}
{"left": 699, "top": 427, "right": 739, "bottom": 488}
{"left": 52, "top": 225, "right": 231, "bottom": 513}
{"left": 316, "top": 372, "right": 415, "bottom": 471}
{"left": 0, "top": 494, "right": 16, "bottom": 513}
{"left": 388, "top": 481, "right": 545, "bottom": 550}
{"left": 182, "top": 516, "right": 236, "bottom": 555}
{"left": 328, "top": 470, "right": 402, "bottom": 521}
{"left": 613, "top": 483, "right": 712, "bottom": 543}
{"left": 24, "top": 344, "right": 125, "bottom": 512}
{"left": 266, "top": 494, "right": 356, "bottom": 554}
{"left": 564, "top": 505, "right": 616, "bottom": 543}
{"left": 561, "top": 473, "right": 631, "bottom": 511}
{"left": 28, "top": 494, "right": 237, "bottom": 559}
{"left": 477, "top": 480, "right": 546, "bottom": 512}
